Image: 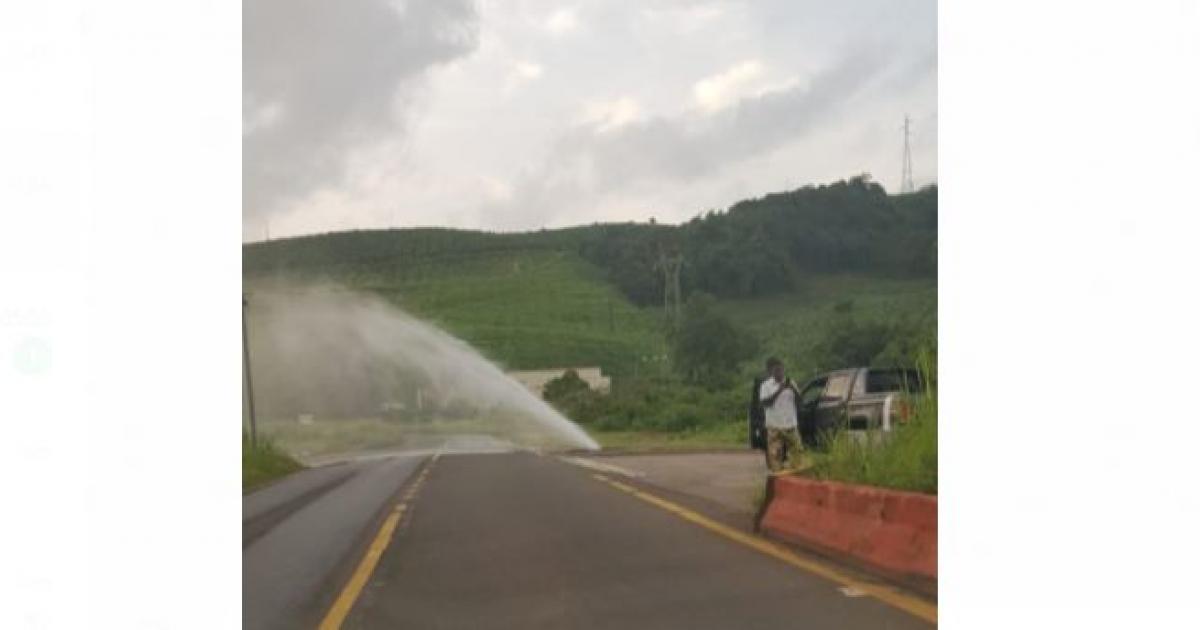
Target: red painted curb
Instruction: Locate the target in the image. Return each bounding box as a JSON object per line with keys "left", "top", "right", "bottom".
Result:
{"left": 759, "top": 476, "right": 937, "bottom": 580}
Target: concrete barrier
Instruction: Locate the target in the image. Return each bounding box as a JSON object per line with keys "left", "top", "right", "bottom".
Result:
{"left": 758, "top": 475, "right": 936, "bottom": 581}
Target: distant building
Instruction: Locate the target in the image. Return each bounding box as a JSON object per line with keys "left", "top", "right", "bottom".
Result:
{"left": 507, "top": 367, "right": 611, "bottom": 398}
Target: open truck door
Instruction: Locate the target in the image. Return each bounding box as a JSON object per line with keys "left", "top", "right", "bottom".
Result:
{"left": 795, "top": 375, "right": 828, "bottom": 448}
{"left": 748, "top": 376, "right": 766, "bottom": 450}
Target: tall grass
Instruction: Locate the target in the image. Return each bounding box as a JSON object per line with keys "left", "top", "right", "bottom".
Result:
{"left": 243, "top": 433, "right": 304, "bottom": 490}
{"left": 807, "top": 350, "right": 937, "bottom": 494}
{"left": 588, "top": 420, "right": 746, "bottom": 452}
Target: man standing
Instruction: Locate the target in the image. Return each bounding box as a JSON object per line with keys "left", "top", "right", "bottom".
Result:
{"left": 758, "top": 357, "right": 803, "bottom": 472}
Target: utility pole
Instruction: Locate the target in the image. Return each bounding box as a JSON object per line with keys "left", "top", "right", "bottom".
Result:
{"left": 242, "top": 295, "right": 259, "bottom": 449}
{"left": 901, "top": 114, "right": 915, "bottom": 194}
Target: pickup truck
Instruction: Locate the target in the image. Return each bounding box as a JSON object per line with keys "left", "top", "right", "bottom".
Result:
{"left": 749, "top": 367, "right": 924, "bottom": 450}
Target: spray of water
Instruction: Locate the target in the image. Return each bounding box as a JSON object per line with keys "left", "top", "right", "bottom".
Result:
{"left": 244, "top": 284, "right": 599, "bottom": 453}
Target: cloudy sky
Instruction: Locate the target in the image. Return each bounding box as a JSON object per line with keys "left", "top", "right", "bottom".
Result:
{"left": 243, "top": 0, "right": 936, "bottom": 241}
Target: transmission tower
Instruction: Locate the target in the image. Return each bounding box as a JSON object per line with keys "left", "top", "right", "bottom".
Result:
{"left": 901, "top": 114, "right": 915, "bottom": 194}
{"left": 655, "top": 251, "right": 684, "bottom": 323}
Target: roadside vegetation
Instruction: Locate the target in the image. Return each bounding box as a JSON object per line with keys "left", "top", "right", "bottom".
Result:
{"left": 715, "top": 273, "right": 936, "bottom": 380}
{"left": 544, "top": 284, "right": 933, "bottom": 451}
{"left": 590, "top": 424, "right": 745, "bottom": 452}
{"left": 243, "top": 433, "right": 304, "bottom": 491}
{"left": 807, "top": 350, "right": 938, "bottom": 494}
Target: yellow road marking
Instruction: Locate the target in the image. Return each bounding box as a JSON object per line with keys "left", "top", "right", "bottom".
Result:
{"left": 591, "top": 474, "right": 938, "bottom": 625}
{"left": 318, "top": 460, "right": 434, "bottom": 630}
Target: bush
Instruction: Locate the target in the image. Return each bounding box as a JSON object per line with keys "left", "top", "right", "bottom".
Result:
{"left": 595, "top": 415, "right": 633, "bottom": 431}
{"left": 812, "top": 308, "right": 934, "bottom": 371}
{"left": 543, "top": 369, "right": 591, "bottom": 403}
{"left": 654, "top": 402, "right": 704, "bottom": 432}
{"left": 551, "top": 373, "right": 746, "bottom": 435}
{"left": 818, "top": 318, "right": 895, "bottom": 366}
{"left": 243, "top": 433, "right": 304, "bottom": 490}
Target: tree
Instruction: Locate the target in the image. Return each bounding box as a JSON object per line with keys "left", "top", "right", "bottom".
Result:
{"left": 818, "top": 318, "right": 895, "bottom": 367}
{"left": 542, "top": 369, "right": 590, "bottom": 403}
{"left": 669, "top": 293, "right": 758, "bottom": 387}
{"left": 814, "top": 307, "right": 934, "bottom": 370}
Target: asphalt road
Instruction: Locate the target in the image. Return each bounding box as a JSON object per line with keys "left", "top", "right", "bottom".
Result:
{"left": 337, "top": 452, "right": 934, "bottom": 630}
{"left": 571, "top": 451, "right": 769, "bottom": 516}
{"left": 243, "top": 454, "right": 425, "bottom": 630}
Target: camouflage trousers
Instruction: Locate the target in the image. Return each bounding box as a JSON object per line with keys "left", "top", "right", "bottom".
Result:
{"left": 765, "top": 427, "right": 803, "bottom": 472}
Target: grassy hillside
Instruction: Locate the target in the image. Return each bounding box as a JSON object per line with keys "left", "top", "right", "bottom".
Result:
{"left": 391, "top": 251, "right": 666, "bottom": 374}
{"left": 717, "top": 273, "right": 937, "bottom": 380}
{"left": 245, "top": 247, "right": 933, "bottom": 384}
{"left": 245, "top": 247, "right": 669, "bottom": 376}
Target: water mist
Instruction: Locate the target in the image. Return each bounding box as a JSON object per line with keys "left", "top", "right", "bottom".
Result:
{"left": 243, "top": 284, "right": 599, "bottom": 454}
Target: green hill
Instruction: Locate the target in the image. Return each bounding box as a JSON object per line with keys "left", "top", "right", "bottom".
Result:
{"left": 244, "top": 246, "right": 666, "bottom": 375}
{"left": 243, "top": 177, "right": 936, "bottom": 382}
{"left": 716, "top": 273, "right": 936, "bottom": 379}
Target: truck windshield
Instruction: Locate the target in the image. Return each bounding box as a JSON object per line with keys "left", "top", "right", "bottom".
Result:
{"left": 865, "top": 369, "right": 923, "bottom": 393}
{"left": 823, "top": 373, "right": 852, "bottom": 399}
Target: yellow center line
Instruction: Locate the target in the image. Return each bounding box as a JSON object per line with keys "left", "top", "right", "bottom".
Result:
{"left": 318, "top": 459, "right": 434, "bottom": 630}
{"left": 590, "top": 473, "right": 938, "bottom": 625}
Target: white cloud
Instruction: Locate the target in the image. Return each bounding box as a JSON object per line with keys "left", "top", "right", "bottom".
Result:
{"left": 242, "top": 0, "right": 479, "bottom": 239}
{"left": 243, "top": 101, "right": 285, "bottom": 135}
{"left": 503, "top": 60, "right": 544, "bottom": 94}
{"left": 639, "top": 3, "right": 725, "bottom": 33}
{"left": 582, "top": 97, "right": 641, "bottom": 133}
{"left": 693, "top": 60, "right": 767, "bottom": 113}
{"left": 480, "top": 175, "right": 513, "bottom": 202}
{"left": 513, "top": 61, "right": 544, "bottom": 80}
{"left": 684, "top": 4, "right": 724, "bottom": 22}
{"left": 544, "top": 8, "right": 579, "bottom": 35}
